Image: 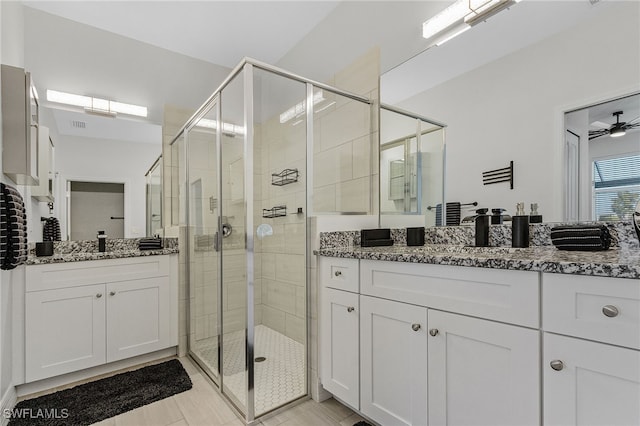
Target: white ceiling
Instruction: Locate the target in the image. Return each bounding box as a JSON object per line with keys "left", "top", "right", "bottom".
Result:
{"left": 22, "top": 0, "right": 342, "bottom": 68}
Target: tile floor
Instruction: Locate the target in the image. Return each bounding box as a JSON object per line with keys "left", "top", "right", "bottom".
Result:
{"left": 76, "top": 356, "right": 365, "bottom": 426}
{"left": 192, "top": 325, "right": 306, "bottom": 416}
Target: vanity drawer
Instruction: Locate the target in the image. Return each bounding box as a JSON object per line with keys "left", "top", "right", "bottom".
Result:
{"left": 543, "top": 273, "right": 640, "bottom": 350}
{"left": 320, "top": 257, "right": 359, "bottom": 293}
{"left": 360, "top": 260, "right": 539, "bottom": 327}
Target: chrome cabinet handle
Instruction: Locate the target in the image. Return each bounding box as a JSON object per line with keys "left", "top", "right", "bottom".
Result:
{"left": 550, "top": 360, "right": 564, "bottom": 371}
{"left": 429, "top": 328, "right": 439, "bottom": 336}
{"left": 334, "top": 270, "right": 342, "bottom": 277}
{"left": 347, "top": 306, "right": 355, "bottom": 313}
{"left": 602, "top": 305, "right": 619, "bottom": 318}
{"left": 96, "top": 293, "right": 102, "bottom": 298}
{"left": 411, "top": 324, "right": 421, "bottom": 331}
{"left": 110, "top": 291, "right": 116, "bottom": 296}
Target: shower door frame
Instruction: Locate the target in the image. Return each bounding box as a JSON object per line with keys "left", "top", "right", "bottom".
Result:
{"left": 176, "top": 59, "right": 373, "bottom": 423}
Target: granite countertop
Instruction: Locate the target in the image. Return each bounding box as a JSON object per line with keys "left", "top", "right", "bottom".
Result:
{"left": 26, "top": 247, "right": 179, "bottom": 265}
{"left": 315, "top": 244, "right": 640, "bottom": 280}
{"left": 25, "top": 237, "right": 179, "bottom": 265}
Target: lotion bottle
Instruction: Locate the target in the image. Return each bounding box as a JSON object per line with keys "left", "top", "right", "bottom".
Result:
{"left": 475, "top": 208, "right": 490, "bottom": 247}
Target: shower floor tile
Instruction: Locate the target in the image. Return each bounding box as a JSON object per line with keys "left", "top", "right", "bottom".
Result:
{"left": 192, "top": 325, "right": 305, "bottom": 416}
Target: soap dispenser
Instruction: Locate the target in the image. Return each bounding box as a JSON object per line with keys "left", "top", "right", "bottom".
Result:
{"left": 97, "top": 230, "right": 107, "bottom": 252}
{"left": 475, "top": 208, "right": 490, "bottom": 247}
{"left": 512, "top": 203, "right": 529, "bottom": 248}
{"left": 529, "top": 203, "right": 543, "bottom": 223}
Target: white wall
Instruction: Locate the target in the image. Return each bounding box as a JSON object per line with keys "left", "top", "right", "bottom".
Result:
{"left": 0, "top": 0, "right": 24, "bottom": 413}
{"left": 55, "top": 136, "right": 160, "bottom": 240}
{"left": 398, "top": 2, "right": 640, "bottom": 222}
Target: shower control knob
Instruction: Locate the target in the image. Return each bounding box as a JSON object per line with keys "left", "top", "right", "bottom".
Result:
{"left": 347, "top": 306, "right": 355, "bottom": 313}
{"left": 110, "top": 291, "right": 117, "bottom": 296}
{"left": 96, "top": 293, "right": 102, "bottom": 298}
{"left": 602, "top": 305, "right": 619, "bottom": 318}
{"left": 334, "top": 270, "right": 342, "bottom": 277}
{"left": 550, "top": 360, "right": 564, "bottom": 371}
{"left": 429, "top": 328, "right": 439, "bottom": 336}
{"left": 411, "top": 323, "right": 421, "bottom": 331}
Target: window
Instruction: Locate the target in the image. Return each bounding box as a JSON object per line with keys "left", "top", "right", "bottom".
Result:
{"left": 592, "top": 154, "right": 640, "bottom": 221}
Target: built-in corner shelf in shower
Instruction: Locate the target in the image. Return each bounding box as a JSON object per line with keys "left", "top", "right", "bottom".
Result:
{"left": 262, "top": 205, "right": 287, "bottom": 218}
{"left": 271, "top": 168, "right": 299, "bottom": 186}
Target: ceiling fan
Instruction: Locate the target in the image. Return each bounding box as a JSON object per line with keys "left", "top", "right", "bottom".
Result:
{"left": 589, "top": 110, "right": 640, "bottom": 140}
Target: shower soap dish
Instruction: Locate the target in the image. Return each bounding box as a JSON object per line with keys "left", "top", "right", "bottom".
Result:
{"left": 361, "top": 228, "right": 393, "bottom": 247}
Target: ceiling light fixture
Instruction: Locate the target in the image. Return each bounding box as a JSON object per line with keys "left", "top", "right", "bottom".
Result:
{"left": 610, "top": 126, "right": 626, "bottom": 138}
{"left": 423, "top": 0, "right": 521, "bottom": 47}
{"left": 46, "top": 89, "right": 147, "bottom": 118}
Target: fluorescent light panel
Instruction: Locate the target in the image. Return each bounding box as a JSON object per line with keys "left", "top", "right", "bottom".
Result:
{"left": 46, "top": 89, "right": 147, "bottom": 118}
{"left": 197, "top": 118, "right": 245, "bottom": 136}
{"left": 423, "top": 0, "right": 520, "bottom": 45}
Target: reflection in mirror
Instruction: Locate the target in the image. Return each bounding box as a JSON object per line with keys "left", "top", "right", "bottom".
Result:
{"left": 634, "top": 200, "right": 640, "bottom": 243}
{"left": 564, "top": 93, "right": 640, "bottom": 222}
{"left": 145, "top": 155, "right": 163, "bottom": 237}
{"left": 380, "top": 105, "right": 445, "bottom": 228}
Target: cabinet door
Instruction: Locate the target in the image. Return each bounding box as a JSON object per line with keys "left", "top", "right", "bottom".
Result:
{"left": 428, "top": 310, "right": 539, "bottom": 426}
{"left": 544, "top": 333, "right": 640, "bottom": 426}
{"left": 106, "top": 276, "right": 170, "bottom": 362}
{"left": 320, "top": 288, "right": 360, "bottom": 409}
{"left": 25, "top": 284, "right": 106, "bottom": 382}
{"left": 360, "top": 295, "right": 428, "bottom": 426}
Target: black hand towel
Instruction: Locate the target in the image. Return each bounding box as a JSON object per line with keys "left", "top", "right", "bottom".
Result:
{"left": 550, "top": 224, "right": 611, "bottom": 251}
{"left": 1, "top": 183, "right": 28, "bottom": 270}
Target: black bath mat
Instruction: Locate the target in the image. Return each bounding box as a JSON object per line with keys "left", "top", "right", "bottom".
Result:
{"left": 353, "top": 421, "right": 374, "bottom": 426}
{"left": 9, "top": 359, "right": 192, "bottom": 426}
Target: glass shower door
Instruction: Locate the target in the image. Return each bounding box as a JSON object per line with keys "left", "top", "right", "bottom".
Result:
{"left": 187, "top": 100, "right": 222, "bottom": 382}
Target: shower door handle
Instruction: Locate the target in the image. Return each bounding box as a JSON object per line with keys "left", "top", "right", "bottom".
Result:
{"left": 214, "top": 231, "right": 220, "bottom": 252}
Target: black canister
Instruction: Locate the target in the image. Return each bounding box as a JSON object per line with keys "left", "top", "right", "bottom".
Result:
{"left": 407, "top": 227, "right": 425, "bottom": 246}
{"left": 35, "top": 241, "right": 54, "bottom": 256}
{"left": 512, "top": 202, "right": 530, "bottom": 248}
{"left": 491, "top": 208, "right": 506, "bottom": 224}
{"left": 475, "top": 208, "right": 490, "bottom": 247}
{"left": 98, "top": 230, "right": 107, "bottom": 252}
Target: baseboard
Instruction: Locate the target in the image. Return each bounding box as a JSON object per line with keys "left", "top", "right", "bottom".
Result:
{"left": 16, "top": 347, "right": 177, "bottom": 398}
{"left": 0, "top": 384, "right": 17, "bottom": 426}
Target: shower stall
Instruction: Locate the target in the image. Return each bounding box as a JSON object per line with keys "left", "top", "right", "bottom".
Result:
{"left": 170, "top": 59, "right": 373, "bottom": 422}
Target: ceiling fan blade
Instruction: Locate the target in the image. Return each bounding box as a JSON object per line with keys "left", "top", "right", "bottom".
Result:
{"left": 588, "top": 129, "right": 609, "bottom": 140}
{"left": 626, "top": 116, "right": 640, "bottom": 125}
{"left": 590, "top": 120, "right": 611, "bottom": 129}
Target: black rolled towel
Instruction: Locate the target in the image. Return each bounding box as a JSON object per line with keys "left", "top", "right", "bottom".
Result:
{"left": 550, "top": 225, "right": 611, "bottom": 251}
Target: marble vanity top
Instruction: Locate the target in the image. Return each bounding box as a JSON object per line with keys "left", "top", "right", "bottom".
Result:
{"left": 25, "top": 238, "right": 179, "bottom": 265}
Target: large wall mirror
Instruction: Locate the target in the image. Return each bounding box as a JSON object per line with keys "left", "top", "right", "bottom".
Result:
{"left": 380, "top": 1, "right": 640, "bottom": 223}
{"left": 565, "top": 93, "right": 640, "bottom": 222}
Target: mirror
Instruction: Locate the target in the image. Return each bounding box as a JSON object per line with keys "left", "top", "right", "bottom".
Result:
{"left": 39, "top": 106, "right": 163, "bottom": 240}
{"left": 380, "top": 1, "right": 640, "bottom": 223}
{"left": 379, "top": 105, "right": 445, "bottom": 228}
{"left": 565, "top": 93, "right": 640, "bottom": 222}
{"left": 145, "top": 155, "right": 163, "bottom": 237}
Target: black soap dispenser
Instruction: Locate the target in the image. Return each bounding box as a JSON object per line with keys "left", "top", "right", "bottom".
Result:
{"left": 97, "top": 230, "right": 107, "bottom": 252}
{"left": 475, "top": 208, "right": 490, "bottom": 247}
{"left": 512, "top": 203, "right": 529, "bottom": 248}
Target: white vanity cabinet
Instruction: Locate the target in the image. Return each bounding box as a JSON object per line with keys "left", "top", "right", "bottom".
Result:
{"left": 543, "top": 273, "right": 640, "bottom": 426}
{"left": 360, "top": 295, "right": 428, "bottom": 426}
{"left": 319, "top": 257, "right": 541, "bottom": 426}
{"left": 320, "top": 258, "right": 360, "bottom": 409}
{"left": 428, "top": 310, "right": 539, "bottom": 426}
{"left": 24, "top": 255, "right": 177, "bottom": 382}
